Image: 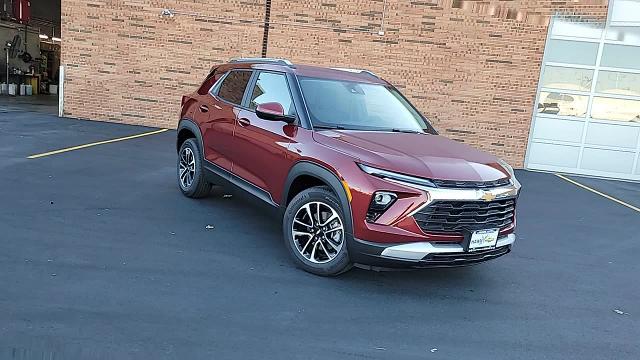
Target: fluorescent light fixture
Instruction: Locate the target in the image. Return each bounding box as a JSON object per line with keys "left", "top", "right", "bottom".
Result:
{"left": 160, "top": 9, "right": 175, "bottom": 17}
{"left": 39, "top": 34, "right": 48, "bottom": 39}
{"left": 52, "top": 37, "right": 62, "bottom": 42}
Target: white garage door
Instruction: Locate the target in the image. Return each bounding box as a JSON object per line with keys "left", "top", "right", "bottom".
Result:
{"left": 525, "top": 5, "right": 640, "bottom": 181}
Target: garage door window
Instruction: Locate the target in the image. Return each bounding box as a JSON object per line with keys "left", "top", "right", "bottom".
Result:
{"left": 601, "top": 44, "right": 640, "bottom": 70}
{"left": 605, "top": 26, "right": 640, "bottom": 45}
{"left": 610, "top": 0, "right": 640, "bottom": 26}
{"left": 552, "top": 18, "right": 603, "bottom": 39}
{"left": 595, "top": 71, "right": 640, "bottom": 96}
{"left": 537, "top": 92, "right": 588, "bottom": 117}
{"left": 591, "top": 98, "right": 640, "bottom": 122}
{"left": 540, "top": 66, "right": 593, "bottom": 92}
{"left": 545, "top": 39, "right": 599, "bottom": 66}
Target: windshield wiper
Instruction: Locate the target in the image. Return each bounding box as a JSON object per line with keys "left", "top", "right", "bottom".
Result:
{"left": 313, "top": 125, "right": 348, "bottom": 130}
{"left": 313, "top": 125, "right": 425, "bottom": 133}
{"left": 391, "top": 128, "right": 423, "bottom": 134}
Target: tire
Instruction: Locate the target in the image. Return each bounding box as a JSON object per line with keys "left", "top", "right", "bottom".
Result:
{"left": 283, "top": 186, "right": 353, "bottom": 276}
{"left": 177, "top": 138, "right": 211, "bottom": 198}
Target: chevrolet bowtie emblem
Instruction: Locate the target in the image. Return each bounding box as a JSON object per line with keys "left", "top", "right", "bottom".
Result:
{"left": 480, "top": 191, "right": 496, "bottom": 202}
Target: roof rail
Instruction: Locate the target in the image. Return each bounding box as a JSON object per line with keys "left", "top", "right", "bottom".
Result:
{"left": 331, "top": 67, "right": 379, "bottom": 79}
{"left": 229, "top": 57, "right": 294, "bottom": 67}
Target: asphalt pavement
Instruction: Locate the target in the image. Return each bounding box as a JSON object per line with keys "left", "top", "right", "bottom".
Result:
{"left": 1, "top": 110, "right": 638, "bottom": 360}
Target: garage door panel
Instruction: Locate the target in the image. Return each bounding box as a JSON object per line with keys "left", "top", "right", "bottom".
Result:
{"left": 585, "top": 122, "right": 640, "bottom": 149}
{"left": 532, "top": 117, "right": 584, "bottom": 143}
{"left": 545, "top": 39, "right": 599, "bottom": 66}
{"left": 528, "top": 142, "right": 580, "bottom": 168}
{"left": 581, "top": 148, "right": 635, "bottom": 174}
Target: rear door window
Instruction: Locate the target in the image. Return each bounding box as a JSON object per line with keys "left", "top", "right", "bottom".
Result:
{"left": 217, "top": 70, "right": 252, "bottom": 105}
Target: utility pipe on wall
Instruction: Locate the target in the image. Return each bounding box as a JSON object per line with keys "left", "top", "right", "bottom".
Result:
{"left": 58, "top": 65, "right": 64, "bottom": 117}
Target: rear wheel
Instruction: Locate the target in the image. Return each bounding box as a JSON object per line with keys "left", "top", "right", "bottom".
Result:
{"left": 178, "top": 138, "right": 211, "bottom": 198}
{"left": 283, "top": 186, "right": 352, "bottom": 276}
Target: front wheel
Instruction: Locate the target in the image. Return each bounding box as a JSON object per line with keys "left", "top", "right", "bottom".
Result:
{"left": 283, "top": 186, "right": 352, "bottom": 276}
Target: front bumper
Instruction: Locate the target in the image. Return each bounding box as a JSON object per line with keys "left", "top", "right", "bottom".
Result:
{"left": 351, "top": 233, "right": 515, "bottom": 269}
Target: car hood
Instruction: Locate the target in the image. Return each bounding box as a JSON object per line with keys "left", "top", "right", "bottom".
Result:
{"left": 313, "top": 130, "right": 509, "bottom": 181}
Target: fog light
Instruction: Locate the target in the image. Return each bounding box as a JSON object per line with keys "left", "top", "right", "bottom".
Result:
{"left": 374, "top": 192, "right": 395, "bottom": 206}
{"left": 367, "top": 191, "right": 397, "bottom": 222}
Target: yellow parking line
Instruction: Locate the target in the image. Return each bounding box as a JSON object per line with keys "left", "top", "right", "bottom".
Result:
{"left": 556, "top": 173, "right": 640, "bottom": 213}
{"left": 27, "top": 128, "right": 169, "bottom": 159}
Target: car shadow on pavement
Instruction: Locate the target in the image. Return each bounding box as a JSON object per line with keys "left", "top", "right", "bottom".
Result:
{"left": 212, "top": 185, "right": 492, "bottom": 287}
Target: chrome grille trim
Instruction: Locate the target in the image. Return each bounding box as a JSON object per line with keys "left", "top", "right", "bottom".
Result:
{"left": 414, "top": 198, "right": 516, "bottom": 234}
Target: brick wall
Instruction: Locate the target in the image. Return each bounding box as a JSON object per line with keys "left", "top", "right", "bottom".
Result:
{"left": 61, "top": 0, "right": 265, "bottom": 129}
{"left": 61, "top": 0, "right": 608, "bottom": 166}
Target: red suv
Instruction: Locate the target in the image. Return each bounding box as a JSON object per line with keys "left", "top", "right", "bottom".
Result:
{"left": 177, "top": 58, "right": 521, "bottom": 276}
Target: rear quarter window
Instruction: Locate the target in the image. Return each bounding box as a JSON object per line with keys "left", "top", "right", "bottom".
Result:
{"left": 197, "top": 68, "right": 224, "bottom": 95}
{"left": 217, "top": 70, "right": 252, "bottom": 105}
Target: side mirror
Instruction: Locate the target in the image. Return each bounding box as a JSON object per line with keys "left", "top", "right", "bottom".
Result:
{"left": 256, "top": 102, "right": 294, "bottom": 123}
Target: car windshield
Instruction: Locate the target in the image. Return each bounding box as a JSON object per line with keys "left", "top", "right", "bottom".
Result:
{"left": 298, "top": 77, "right": 435, "bottom": 133}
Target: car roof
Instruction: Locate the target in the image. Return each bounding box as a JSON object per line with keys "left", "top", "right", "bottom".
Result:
{"left": 291, "top": 64, "right": 387, "bottom": 85}
{"left": 219, "top": 60, "right": 389, "bottom": 85}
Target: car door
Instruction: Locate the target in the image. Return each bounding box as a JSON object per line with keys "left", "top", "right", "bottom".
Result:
{"left": 201, "top": 69, "right": 253, "bottom": 172}
{"left": 231, "top": 71, "right": 299, "bottom": 202}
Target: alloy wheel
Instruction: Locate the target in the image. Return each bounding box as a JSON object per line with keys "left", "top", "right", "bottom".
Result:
{"left": 179, "top": 147, "right": 196, "bottom": 189}
{"left": 291, "top": 201, "right": 344, "bottom": 264}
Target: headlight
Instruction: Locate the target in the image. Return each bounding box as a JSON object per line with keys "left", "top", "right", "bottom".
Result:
{"left": 358, "top": 163, "right": 436, "bottom": 188}
{"left": 497, "top": 158, "right": 515, "bottom": 177}
{"left": 497, "top": 158, "right": 521, "bottom": 189}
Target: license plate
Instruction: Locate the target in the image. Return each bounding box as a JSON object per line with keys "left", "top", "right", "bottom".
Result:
{"left": 468, "top": 228, "right": 499, "bottom": 251}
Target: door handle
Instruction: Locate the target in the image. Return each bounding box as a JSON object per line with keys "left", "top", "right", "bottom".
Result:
{"left": 237, "top": 117, "right": 251, "bottom": 127}
{"left": 199, "top": 105, "right": 209, "bottom": 113}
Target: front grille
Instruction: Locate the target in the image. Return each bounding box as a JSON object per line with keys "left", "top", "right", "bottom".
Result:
{"left": 414, "top": 198, "right": 516, "bottom": 234}
{"left": 432, "top": 178, "right": 511, "bottom": 189}
{"left": 419, "top": 245, "right": 511, "bottom": 266}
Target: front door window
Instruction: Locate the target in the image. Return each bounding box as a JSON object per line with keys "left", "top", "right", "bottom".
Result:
{"left": 249, "top": 72, "right": 296, "bottom": 116}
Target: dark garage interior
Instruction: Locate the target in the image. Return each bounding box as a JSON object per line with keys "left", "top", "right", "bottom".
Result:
{"left": 1, "top": 0, "right": 60, "bottom": 110}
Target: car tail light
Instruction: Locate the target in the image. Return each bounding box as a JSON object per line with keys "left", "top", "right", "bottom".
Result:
{"left": 366, "top": 191, "right": 397, "bottom": 222}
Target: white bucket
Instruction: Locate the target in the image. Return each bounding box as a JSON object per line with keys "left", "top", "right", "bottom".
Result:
{"left": 25, "top": 84, "right": 32, "bottom": 96}
{"left": 49, "top": 85, "right": 58, "bottom": 94}
{"left": 19, "top": 84, "right": 26, "bottom": 96}
{"left": 8, "top": 83, "right": 17, "bottom": 96}
{"left": 0, "top": 83, "right": 6, "bottom": 95}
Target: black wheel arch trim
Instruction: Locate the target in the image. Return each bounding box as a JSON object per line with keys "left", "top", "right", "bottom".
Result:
{"left": 283, "top": 161, "right": 354, "bottom": 237}
{"left": 177, "top": 118, "right": 204, "bottom": 152}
